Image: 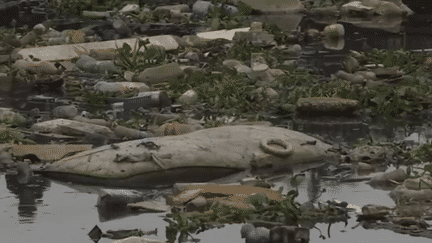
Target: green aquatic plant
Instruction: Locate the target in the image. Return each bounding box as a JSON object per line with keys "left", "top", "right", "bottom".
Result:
{"left": 267, "top": 190, "right": 302, "bottom": 225}
{"left": 305, "top": 0, "right": 350, "bottom": 9}
{"left": 354, "top": 49, "right": 427, "bottom": 74}
{"left": 275, "top": 69, "right": 320, "bottom": 105}
{"left": 211, "top": 74, "right": 254, "bottom": 111}
{"left": 205, "top": 2, "right": 249, "bottom": 30}
{"left": 306, "top": 79, "right": 358, "bottom": 100}
{"left": 358, "top": 74, "right": 432, "bottom": 121}
{"left": 278, "top": 75, "right": 357, "bottom": 107}
{"left": 237, "top": 1, "right": 253, "bottom": 15}
{"left": 276, "top": 67, "right": 432, "bottom": 122}
{"left": 47, "top": 0, "right": 122, "bottom": 16}
{"left": 203, "top": 117, "right": 226, "bottom": 128}
{"left": 188, "top": 200, "right": 256, "bottom": 225}
{"left": 82, "top": 90, "right": 112, "bottom": 114}
{"left": 0, "top": 28, "right": 19, "bottom": 55}
{"left": 276, "top": 69, "right": 317, "bottom": 86}
{"left": 83, "top": 90, "right": 111, "bottom": 105}
{"left": 405, "top": 163, "right": 432, "bottom": 192}
{"left": 0, "top": 128, "right": 36, "bottom": 145}
{"left": 0, "top": 115, "right": 28, "bottom": 128}
{"left": 128, "top": 10, "right": 157, "bottom": 23}
{"left": 360, "top": 85, "right": 410, "bottom": 120}
{"left": 263, "top": 23, "right": 295, "bottom": 46}
{"left": 225, "top": 41, "right": 264, "bottom": 63}
{"left": 164, "top": 188, "right": 345, "bottom": 243}
{"left": 165, "top": 71, "right": 258, "bottom": 114}
{"left": 225, "top": 41, "right": 284, "bottom": 65}
{"left": 244, "top": 189, "right": 302, "bottom": 225}
{"left": 117, "top": 111, "right": 148, "bottom": 130}
{"left": 47, "top": 0, "right": 93, "bottom": 16}
{"left": 164, "top": 213, "right": 199, "bottom": 243}
{"left": 115, "top": 38, "right": 166, "bottom": 73}
{"left": 412, "top": 144, "right": 432, "bottom": 164}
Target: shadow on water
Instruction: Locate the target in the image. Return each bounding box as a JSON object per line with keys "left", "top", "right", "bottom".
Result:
{"left": 403, "top": 14, "right": 432, "bottom": 50}
{"left": 293, "top": 117, "right": 369, "bottom": 147}
{"left": 4, "top": 172, "right": 51, "bottom": 224}
{"left": 96, "top": 203, "right": 145, "bottom": 223}
{"left": 45, "top": 178, "right": 169, "bottom": 223}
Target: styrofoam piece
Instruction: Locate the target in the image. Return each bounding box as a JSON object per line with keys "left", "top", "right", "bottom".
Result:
{"left": 196, "top": 27, "right": 250, "bottom": 41}
{"left": 17, "top": 35, "right": 179, "bottom": 62}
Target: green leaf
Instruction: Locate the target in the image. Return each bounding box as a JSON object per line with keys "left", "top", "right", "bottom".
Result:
{"left": 370, "top": 96, "right": 385, "bottom": 105}
{"left": 424, "top": 164, "right": 432, "bottom": 174}
{"left": 122, "top": 43, "right": 132, "bottom": 53}
{"left": 237, "top": 1, "right": 252, "bottom": 15}
{"left": 165, "top": 226, "right": 178, "bottom": 243}
{"left": 287, "top": 189, "right": 299, "bottom": 198}
{"left": 138, "top": 39, "right": 150, "bottom": 52}
{"left": 163, "top": 218, "right": 176, "bottom": 225}
{"left": 178, "top": 232, "right": 188, "bottom": 243}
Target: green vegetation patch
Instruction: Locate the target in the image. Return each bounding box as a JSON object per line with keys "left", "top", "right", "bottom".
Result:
{"left": 116, "top": 112, "right": 149, "bottom": 130}
{"left": 353, "top": 49, "right": 427, "bottom": 74}
{"left": 164, "top": 189, "right": 301, "bottom": 243}
{"left": 115, "top": 38, "right": 167, "bottom": 73}
{"left": 47, "top": 0, "right": 124, "bottom": 17}
{"left": 163, "top": 188, "right": 346, "bottom": 243}
{"left": 0, "top": 128, "right": 36, "bottom": 145}
{"left": 205, "top": 4, "right": 249, "bottom": 31}
{"left": 305, "top": 0, "right": 350, "bottom": 9}
{"left": 274, "top": 48, "right": 432, "bottom": 122}
{"left": 164, "top": 70, "right": 264, "bottom": 114}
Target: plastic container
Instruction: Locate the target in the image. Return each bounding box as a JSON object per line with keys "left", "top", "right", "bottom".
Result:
{"left": 107, "top": 91, "right": 171, "bottom": 110}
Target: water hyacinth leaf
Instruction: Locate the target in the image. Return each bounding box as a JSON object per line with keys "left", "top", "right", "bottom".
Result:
{"left": 395, "top": 87, "right": 406, "bottom": 97}
{"left": 237, "top": 1, "right": 252, "bottom": 15}
{"left": 163, "top": 217, "right": 175, "bottom": 224}
{"left": 287, "top": 189, "right": 299, "bottom": 200}
{"left": 165, "top": 226, "right": 178, "bottom": 243}
{"left": 245, "top": 193, "right": 269, "bottom": 209}
{"left": 371, "top": 96, "right": 386, "bottom": 105}
{"left": 115, "top": 38, "right": 166, "bottom": 72}
{"left": 121, "top": 43, "right": 132, "bottom": 54}
{"left": 142, "top": 46, "right": 166, "bottom": 64}
{"left": 178, "top": 233, "right": 188, "bottom": 243}
{"left": 419, "top": 179, "right": 432, "bottom": 190}
{"left": 139, "top": 39, "right": 150, "bottom": 49}
{"left": 424, "top": 164, "right": 432, "bottom": 174}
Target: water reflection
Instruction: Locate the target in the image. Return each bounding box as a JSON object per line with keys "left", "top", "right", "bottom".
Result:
{"left": 307, "top": 14, "right": 432, "bottom": 52}
{"left": 48, "top": 179, "right": 151, "bottom": 222}
{"left": 5, "top": 172, "right": 51, "bottom": 224}
{"left": 404, "top": 34, "right": 432, "bottom": 51}
{"left": 297, "top": 14, "right": 432, "bottom": 79}
{"left": 306, "top": 171, "right": 321, "bottom": 204}
{"left": 97, "top": 203, "right": 145, "bottom": 222}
